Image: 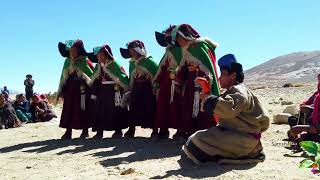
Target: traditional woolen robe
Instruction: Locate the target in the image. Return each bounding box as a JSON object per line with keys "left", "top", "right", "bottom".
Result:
{"left": 178, "top": 39, "right": 220, "bottom": 132}
{"left": 128, "top": 56, "right": 158, "bottom": 128}
{"left": 183, "top": 83, "right": 270, "bottom": 164}
{"left": 90, "top": 60, "right": 129, "bottom": 131}
{"left": 154, "top": 46, "right": 183, "bottom": 129}
{"left": 58, "top": 56, "right": 94, "bottom": 129}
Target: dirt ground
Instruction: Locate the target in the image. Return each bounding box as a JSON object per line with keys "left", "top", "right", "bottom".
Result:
{"left": 1, "top": 85, "right": 320, "bottom": 179}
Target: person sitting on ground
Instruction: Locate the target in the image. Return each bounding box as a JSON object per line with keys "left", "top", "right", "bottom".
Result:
{"left": 13, "top": 94, "right": 32, "bottom": 123}
{"left": 182, "top": 54, "right": 270, "bottom": 165}
{"left": 30, "top": 94, "right": 57, "bottom": 122}
{"left": 40, "top": 94, "right": 48, "bottom": 103}
{"left": 0, "top": 94, "right": 21, "bottom": 129}
{"left": 39, "top": 94, "right": 54, "bottom": 109}
{"left": 1, "top": 86, "right": 9, "bottom": 95}
{"left": 288, "top": 74, "right": 320, "bottom": 127}
{"left": 1, "top": 91, "right": 12, "bottom": 104}
{"left": 288, "top": 74, "right": 320, "bottom": 143}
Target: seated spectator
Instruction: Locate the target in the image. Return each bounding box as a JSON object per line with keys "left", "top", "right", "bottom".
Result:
{"left": 288, "top": 74, "right": 320, "bottom": 142}
{"left": 39, "top": 94, "right": 53, "bottom": 109}
{"left": 1, "top": 91, "right": 12, "bottom": 104}
{"left": 30, "top": 94, "right": 57, "bottom": 122}
{"left": 13, "top": 94, "right": 32, "bottom": 123}
{"left": 0, "top": 94, "right": 21, "bottom": 129}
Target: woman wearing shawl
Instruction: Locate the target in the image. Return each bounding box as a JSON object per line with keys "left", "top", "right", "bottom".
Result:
{"left": 288, "top": 74, "right": 320, "bottom": 142}
{"left": 29, "top": 94, "right": 57, "bottom": 122}
{"left": 0, "top": 94, "right": 21, "bottom": 129}
{"left": 183, "top": 54, "right": 270, "bottom": 165}
{"left": 153, "top": 25, "right": 185, "bottom": 139}
{"left": 120, "top": 40, "right": 158, "bottom": 138}
{"left": 167, "top": 24, "right": 220, "bottom": 138}
{"left": 57, "top": 39, "right": 94, "bottom": 139}
{"left": 13, "top": 94, "right": 32, "bottom": 123}
{"left": 87, "top": 44, "right": 129, "bottom": 139}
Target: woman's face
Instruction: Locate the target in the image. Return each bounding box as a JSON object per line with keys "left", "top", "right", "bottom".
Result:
{"left": 176, "top": 35, "right": 190, "bottom": 48}
{"left": 129, "top": 48, "right": 140, "bottom": 60}
{"left": 32, "top": 96, "right": 40, "bottom": 104}
{"left": 69, "top": 46, "right": 79, "bottom": 60}
{"left": 97, "top": 51, "right": 107, "bottom": 64}
{"left": 18, "top": 95, "right": 25, "bottom": 102}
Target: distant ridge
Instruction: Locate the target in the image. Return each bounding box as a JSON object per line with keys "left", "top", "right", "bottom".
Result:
{"left": 245, "top": 50, "right": 320, "bottom": 85}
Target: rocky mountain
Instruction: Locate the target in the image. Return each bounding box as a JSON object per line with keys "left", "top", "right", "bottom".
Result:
{"left": 245, "top": 50, "right": 320, "bottom": 86}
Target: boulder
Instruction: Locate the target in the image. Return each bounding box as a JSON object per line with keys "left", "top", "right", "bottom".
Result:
{"left": 281, "top": 101, "right": 294, "bottom": 106}
{"left": 283, "top": 104, "right": 299, "bottom": 115}
{"left": 273, "top": 113, "right": 291, "bottom": 124}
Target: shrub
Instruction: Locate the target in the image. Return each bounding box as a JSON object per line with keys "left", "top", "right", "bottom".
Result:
{"left": 299, "top": 141, "right": 320, "bottom": 174}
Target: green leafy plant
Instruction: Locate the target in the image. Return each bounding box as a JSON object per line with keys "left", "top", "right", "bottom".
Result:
{"left": 299, "top": 141, "right": 320, "bottom": 174}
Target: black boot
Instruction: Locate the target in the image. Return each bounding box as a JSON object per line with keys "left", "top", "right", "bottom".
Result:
{"left": 93, "top": 130, "right": 103, "bottom": 139}
{"left": 61, "top": 129, "right": 72, "bottom": 140}
{"left": 158, "top": 128, "right": 169, "bottom": 139}
{"left": 112, "top": 129, "right": 123, "bottom": 138}
{"left": 80, "top": 129, "right": 89, "bottom": 139}
{"left": 124, "top": 127, "right": 135, "bottom": 138}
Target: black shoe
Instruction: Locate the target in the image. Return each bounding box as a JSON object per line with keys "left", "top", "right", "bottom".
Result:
{"left": 173, "top": 130, "right": 185, "bottom": 140}
{"left": 150, "top": 130, "right": 158, "bottom": 139}
{"left": 158, "top": 130, "right": 169, "bottom": 139}
{"left": 112, "top": 130, "right": 123, "bottom": 138}
{"left": 61, "top": 132, "right": 72, "bottom": 140}
{"left": 80, "top": 130, "right": 89, "bottom": 139}
{"left": 124, "top": 128, "right": 135, "bottom": 138}
{"left": 92, "top": 133, "right": 103, "bottom": 139}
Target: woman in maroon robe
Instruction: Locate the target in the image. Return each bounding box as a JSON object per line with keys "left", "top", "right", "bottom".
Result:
{"left": 88, "top": 44, "right": 129, "bottom": 139}
{"left": 153, "top": 26, "right": 184, "bottom": 139}
{"left": 169, "top": 24, "right": 220, "bottom": 138}
{"left": 120, "top": 40, "right": 158, "bottom": 138}
{"left": 57, "top": 40, "right": 94, "bottom": 139}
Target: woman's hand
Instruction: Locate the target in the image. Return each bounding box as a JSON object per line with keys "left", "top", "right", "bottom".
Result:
{"left": 309, "top": 126, "right": 318, "bottom": 134}
{"left": 195, "top": 77, "right": 210, "bottom": 94}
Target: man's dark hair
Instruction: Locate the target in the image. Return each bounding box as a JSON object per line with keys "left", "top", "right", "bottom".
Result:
{"left": 229, "top": 63, "right": 244, "bottom": 83}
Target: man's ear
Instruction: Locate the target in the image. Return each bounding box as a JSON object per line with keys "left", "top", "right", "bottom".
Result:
{"left": 231, "top": 72, "right": 237, "bottom": 81}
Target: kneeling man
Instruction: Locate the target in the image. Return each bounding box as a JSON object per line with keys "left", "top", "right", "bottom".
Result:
{"left": 183, "top": 54, "right": 270, "bottom": 165}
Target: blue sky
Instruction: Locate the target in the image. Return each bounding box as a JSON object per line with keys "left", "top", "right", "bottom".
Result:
{"left": 0, "top": 0, "right": 319, "bottom": 93}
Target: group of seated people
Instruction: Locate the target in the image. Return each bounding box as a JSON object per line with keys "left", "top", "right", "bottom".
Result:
{"left": 0, "top": 92, "right": 57, "bottom": 129}
{"left": 288, "top": 74, "right": 320, "bottom": 145}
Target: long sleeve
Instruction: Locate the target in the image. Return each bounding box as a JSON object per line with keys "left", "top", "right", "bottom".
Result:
{"left": 22, "top": 101, "right": 30, "bottom": 112}
{"left": 304, "top": 91, "right": 318, "bottom": 105}
{"left": 214, "top": 93, "right": 249, "bottom": 120}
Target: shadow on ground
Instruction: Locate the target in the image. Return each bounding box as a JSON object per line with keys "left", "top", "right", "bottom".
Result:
{"left": 150, "top": 156, "right": 258, "bottom": 179}
{"left": 0, "top": 137, "right": 258, "bottom": 178}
